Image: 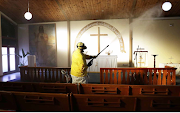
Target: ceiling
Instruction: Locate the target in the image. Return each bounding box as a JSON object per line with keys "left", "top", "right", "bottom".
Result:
{"left": 0, "top": 0, "right": 180, "bottom": 24}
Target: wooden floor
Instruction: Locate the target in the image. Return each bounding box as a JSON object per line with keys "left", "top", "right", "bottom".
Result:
{"left": 0, "top": 72, "right": 20, "bottom": 82}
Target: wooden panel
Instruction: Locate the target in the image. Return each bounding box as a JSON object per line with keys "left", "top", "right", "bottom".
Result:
{"left": 0, "top": 82, "right": 34, "bottom": 92}
{"left": 137, "top": 96, "right": 180, "bottom": 111}
{"left": 34, "top": 83, "right": 78, "bottom": 94}
{"left": 71, "top": 94, "right": 136, "bottom": 111}
{"left": 13, "top": 91, "right": 70, "bottom": 111}
{"left": 0, "top": 91, "right": 17, "bottom": 111}
{"left": 113, "top": 70, "right": 117, "bottom": 84}
{"left": 131, "top": 85, "right": 180, "bottom": 96}
{"left": 79, "top": 84, "right": 129, "bottom": 95}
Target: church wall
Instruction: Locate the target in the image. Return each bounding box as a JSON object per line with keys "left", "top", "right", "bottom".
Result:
{"left": 133, "top": 19, "right": 180, "bottom": 68}
{"left": 18, "top": 21, "right": 68, "bottom": 67}
{"left": 17, "top": 18, "right": 180, "bottom": 69}
{"left": 70, "top": 19, "right": 130, "bottom": 67}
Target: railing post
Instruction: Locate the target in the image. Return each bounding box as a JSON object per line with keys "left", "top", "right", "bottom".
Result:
{"left": 157, "top": 70, "right": 162, "bottom": 85}
{"left": 172, "top": 69, "right": 176, "bottom": 85}
{"left": 153, "top": 69, "right": 157, "bottom": 85}
{"left": 162, "top": 70, "right": 167, "bottom": 85}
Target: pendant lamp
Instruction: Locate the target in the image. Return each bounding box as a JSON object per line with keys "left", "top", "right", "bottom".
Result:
{"left": 24, "top": 0, "right": 32, "bottom": 20}
{"left": 162, "top": 1, "right": 172, "bottom": 11}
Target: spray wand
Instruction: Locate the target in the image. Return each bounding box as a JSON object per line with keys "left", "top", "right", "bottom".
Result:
{"left": 87, "top": 45, "right": 109, "bottom": 67}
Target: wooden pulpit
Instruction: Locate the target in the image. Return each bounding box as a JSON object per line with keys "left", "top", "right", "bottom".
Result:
{"left": 134, "top": 51, "right": 148, "bottom": 68}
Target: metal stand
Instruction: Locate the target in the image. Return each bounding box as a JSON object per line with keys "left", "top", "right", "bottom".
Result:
{"left": 152, "top": 55, "right": 158, "bottom": 68}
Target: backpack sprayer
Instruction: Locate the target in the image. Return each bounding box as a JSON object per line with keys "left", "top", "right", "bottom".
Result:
{"left": 61, "top": 45, "right": 109, "bottom": 83}
{"left": 87, "top": 45, "right": 109, "bottom": 67}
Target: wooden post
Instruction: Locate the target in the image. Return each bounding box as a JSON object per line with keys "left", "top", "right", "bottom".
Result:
{"left": 129, "top": 18, "right": 133, "bottom": 67}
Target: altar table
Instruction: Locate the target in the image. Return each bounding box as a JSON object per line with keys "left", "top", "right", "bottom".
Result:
{"left": 86, "top": 55, "right": 117, "bottom": 72}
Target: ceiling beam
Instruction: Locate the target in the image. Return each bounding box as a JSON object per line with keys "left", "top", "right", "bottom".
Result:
{"left": 131, "top": 0, "right": 137, "bottom": 18}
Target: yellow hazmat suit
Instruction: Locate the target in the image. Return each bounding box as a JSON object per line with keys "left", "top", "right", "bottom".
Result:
{"left": 71, "top": 49, "right": 91, "bottom": 77}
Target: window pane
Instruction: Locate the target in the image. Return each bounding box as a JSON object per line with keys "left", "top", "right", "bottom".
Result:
{"left": 10, "top": 47, "right": 15, "bottom": 71}
{"left": 2, "top": 47, "right": 8, "bottom": 72}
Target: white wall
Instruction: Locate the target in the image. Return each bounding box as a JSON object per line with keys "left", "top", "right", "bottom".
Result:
{"left": 70, "top": 19, "right": 130, "bottom": 67}
{"left": 133, "top": 19, "right": 180, "bottom": 67}
{"left": 18, "top": 24, "right": 29, "bottom": 65}
{"left": 56, "top": 22, "right": 68, "bottom": 67}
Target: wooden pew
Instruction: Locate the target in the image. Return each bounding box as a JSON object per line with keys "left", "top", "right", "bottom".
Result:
{"left": 70, "top": 93, "right": 180, "bottom": 111}
{"left": 130, "top": 85, "right": 180, "bottom": 96}
{"left": 13, "top": 91, "right": 70, "bottom": 111}
{"left": 0, "top": 82, "right": 78, "bottom": 94}
{"left": 0, "top": 82, "right": 35, "bottom": 92}
{"left": 70, "top": 93, "right": 137, "bottom": 111}
{"left": 136, "top": 96, "right": 180, "bottom": 111}
{"left": 0, "top": 91, "right": 17, "bottom": 111}
{"left": 33, "top": 83, "right": 78, "bottom": 94}
{"left": 79, "top": 84, "right": 130, "bottom": 95}
{"left": 79, "top": 84, "right": 180, "bottom": 96}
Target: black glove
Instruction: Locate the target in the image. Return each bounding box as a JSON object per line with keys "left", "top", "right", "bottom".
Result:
{"left": 92, "top": 56, "right": 97, "bottom": 59}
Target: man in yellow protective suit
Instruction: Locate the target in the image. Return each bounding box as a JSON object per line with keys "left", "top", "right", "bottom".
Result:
{"left": 71, "top": 42, "right": 97, "bottom": 84}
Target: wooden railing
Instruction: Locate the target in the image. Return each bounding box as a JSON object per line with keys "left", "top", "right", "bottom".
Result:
{"left": 100, "top": 68, "right": 177, "bottom": 85}
{"left": 19, "top": 66, "right": 71, "bottom": 83}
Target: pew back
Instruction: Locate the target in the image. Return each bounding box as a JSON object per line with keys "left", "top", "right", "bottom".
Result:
{"left": 70, "top": 93, "right": 137, "bottom": 111}
{"left": 0, "top": 91, "right": 17, "bottom": 111}
{"left": 79, "top": 84, "right": 180, "bottom": 96}
{"left": 79, "top": 84, "right": 129, "bottom": 95}
{"left": 34, "top": 83, "right": 78, "bottom": 93}
{"left": 13, "top": 91, "right": 70, "bottom": 111}
{"left": 0, "top": 82, "right": 78, "bottom": 94}
{"left": 0, "top": 82, "right": 35, "bottom": 92}
{"left": 136, "top": 96, "right": 180, "bottom": 111}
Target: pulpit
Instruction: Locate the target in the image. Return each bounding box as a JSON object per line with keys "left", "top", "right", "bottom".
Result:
{"left": 134, "top": 51, "right": 148, "bottom": 68}
{"left": 87, "top": 55, "right": 117, "bottom": 72}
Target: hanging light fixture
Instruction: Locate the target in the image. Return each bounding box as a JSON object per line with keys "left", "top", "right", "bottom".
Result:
{"left": 24, "top": 0, "right": 32, "bottom": 20}
{"left": 162, "top": 1, "right": 172, "bottom": 11}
